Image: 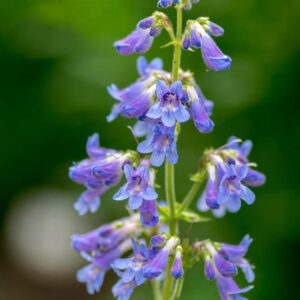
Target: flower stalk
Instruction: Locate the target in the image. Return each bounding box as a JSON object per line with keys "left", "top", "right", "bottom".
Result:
{"left": 69, "top": 1, "right": 265, "bottom": 299}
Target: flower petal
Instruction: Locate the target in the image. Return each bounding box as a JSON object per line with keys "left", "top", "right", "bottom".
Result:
{"left": 240, "top": 185, "right": 255, "bottom": 205}
{"left": 147, "top": 102, "right": 162, "bottom": 119}
{"left": 113, "top": 184, "right": 130, "bottom": 201}
{"left": 142, "top": 186, "right": 158, "bottom": 200}
{"left": 156, "top": 80, "right": 169, "bottom": 99}
{"left": 175, "top": 104, "right": 190, "bottom": 123}
{"left": 162, "top": 110, "right": 176, "bottom": 127}
{"left": 170, "top": 81, "right": 182, "bottom": 98}
{"left": 129, "top": 194, "right": 143, "bottom": 209}
{"left": 151, "top": 150, "right": 166, "bottom": 167}
{"left": 201, "top": 33, "right": 231, "bottom": 71}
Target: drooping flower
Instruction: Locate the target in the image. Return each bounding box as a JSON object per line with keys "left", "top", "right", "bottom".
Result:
{"left": 69, "top": 133, "right": 129, "bottom": 215}
{"left": 146, "top": 80, "right": 190, "bottom": 127}
{"left": 157, "top": 0, "right": 174, "bottom": 9}
{"left": 133, "top": 118, "right": 158, "bottom": 139}
{"left": 72, "top": 223, "right": 114, "bottom": 252}
{"left": 114, "top": 13, "right": 167, "bottom": 56}
{"left": 140, "top": 199, "right": 160, "bottom": 227}
{"left": 216, "top": 275, "right": 253, "bottom": 300}
{"left": 226, "top": 136, "right": 266, "bottom": 186}
{"left": 186, "top": 86, "right": 214, "bottom": 133}
{"left": 220, "top": 235, "right": 255, "bottom": 283}
{"left": 197, "top": 137, "right": 265, "bottom": 217}
{"left": 112, "top": 278, "right": 137, "bottom": 300}
{"left": 171, "top": 246, "right": 184, "bottom": 279}
{"left": 113, "top": 163, "right": 158, "bottom": 210}
{"left": 157, "top": 0, "right": 199, "bottom": 10}
{"left": 137, "top": 123, "right": 178, "bottom": 167}
{"left": 143, "top": 237, "right": 179, "bottom": 279}
{"left": 107, "top": 57, "right": 164, "bottom": 122}
{"left": 183, "top": 21, "right": 231, "bottom": 71}
{"left": 72, "top": 214, "right": 139, "bottom": 253}
{"left": 114, "top": 27, "right": 154, "bottom": 56}
{"left": 112, "top": 238, "right": 149, "bottom": 287}
{"left": 202, "top": 237, "right": 254, "bottom": 300}
{"left": 77, "top": 239, "right": 132, "bottom": 295}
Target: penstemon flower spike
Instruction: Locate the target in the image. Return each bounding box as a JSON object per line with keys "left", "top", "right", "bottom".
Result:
{"left": 69, "top": 1, "right": 265, "bottom": 299}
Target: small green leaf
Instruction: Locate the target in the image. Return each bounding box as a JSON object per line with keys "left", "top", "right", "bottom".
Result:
{"left": 178, "top": 208, "right": 210, "bottom": 223}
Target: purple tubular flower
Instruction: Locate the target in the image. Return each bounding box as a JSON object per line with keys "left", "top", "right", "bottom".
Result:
{"left": 190, "top": 25, "right": 202, "bottom": 48}
{"left": 113, "top": 164, "right": 158, "bottom": 210}
{"left": 137, "top": 56, "right": 163, "bottom": 76}
{"left": 221, "top": 235, "right": 253, "bottom": 263}
{"left": 214, "top": 254, "right": 238, "bottom": 277}
{"left": 139, "top": 16, "right": 155, "bottom": 29}
{"left": 187, "top": 86, "right": 214, "bottom": 133}
{"left": 107, "top": 57, "right": 163, "bottom": 122}
{"left": 183, "top": 22, "right": 231, "bottom": 70}
{"left": 73, "top": 217, "right": 138, "bottom": 254}
{"left": 77, "top": 264, "right": 105, "bottom": 295}
{"left": 140, "top": 199, "right": 159, "bottom": 227}
{"left": 203, "top": 239, "right": 254, "bottom": 300}
{"left": 122, "top": 88, "right": 154, "bottom": 118}
{"left": 227, "top": 136, "right": 253, "bottom": 162}
{"left": 147, "top": 80, "right": 190, "bottom": 127}
{"left": 112, "top": 278, "right": 137, "bottom": 300}
{"left": 114, "top": 27, "right": 153, "bottom": 56}
{"left": 182, "top": 35, "right": 190, "bottom": 49}
{"left": 221, "top": 235, "right": 255, "bottom": 283}
{"left": 151, "top": 235, "right": 166, "bottom": 246}
{"left": 242, "top": 169, "right": 266, "bottom": 187}
{"left": 137, "top": 123, "right": 178, "bottom": 167}
{"left": 112, "top": 238, "right": 149, "bottom": 287}
{"left": 150, "top": 27, "right": 161, "bottom": 37}
{"left": 171, "top": 248, "right": 183, "bottom": 279}
{"left": 143, "top": 237, "right": 178, "bottom": 279}
{"left": 216, "top": 163, "right": 255, "bottom": 212}
{"left": 72, "top": 223, "right": 114, "bottom": 252}
{"left": 216, "top": 275, "right": 253, "bottom": 300}
{"left": 204, "top": 164, "right": 219, "bottom": 209}
{"left": 207, "top": 21, "right": 224, "bottom": 37}
{"left": 157, "top": 0, "right": 173, "bottom": 8}
{"left": 133, "top": 118, "right": 158, "bottom": 138}
{"left": 69, "top": 133, "right": 125, "bottom": 215}
{"left": 77, "top": 239, "right": 131, "bottom": 295}
{"left": 201, "top": 32, "right": 231, "bottom": 71}
{"left": 205, "top": 258, "right": 216, "bottom": 280}
{"left": 194, "top": 83, "right": 214, "bottom": 117}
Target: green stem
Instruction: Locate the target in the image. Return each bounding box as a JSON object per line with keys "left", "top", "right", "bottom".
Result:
{"left": 172, "top": 5, "right": 182, "bottom": 81}
{"left": 162, "top": 258, "right": 174, "bottom": 300}
{"left": 177, "top": 181, "right": 202, "bottom": 216}
{"left": 162, "top": 4, "right": 183, "bottom": 300}
{"left": 171, "top": 278, "right": 184, "bottom": 300}
{"left": 165, "top": 161, "right": 177, "bottom": 235}
{"left": 151, "top": 279, "right": 162, "bottom": 300}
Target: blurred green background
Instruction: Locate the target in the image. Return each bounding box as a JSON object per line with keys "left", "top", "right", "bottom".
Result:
{"left": 0, "top": 0, "right": 299, "bottom": 299}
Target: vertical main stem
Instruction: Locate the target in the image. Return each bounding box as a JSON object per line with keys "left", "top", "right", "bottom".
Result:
{"left": 166, "top": 161, "right": 176, "bottom": 235}
{"left": 172, "top": 5, "right": 182, "bottom": 82}
{"left": 162, "top": 4, "right": 183, "bottom": 300}
{"left": 151, "top": 279, "right": 162, "bottom": 300}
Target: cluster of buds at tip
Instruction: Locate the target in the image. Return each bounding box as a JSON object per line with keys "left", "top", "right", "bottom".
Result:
{"left": 197, "top": 137, "right": 266, "bottom": 217}
{"left": 157, "top": 0, "right": 199, "bottom": 10}
{"left": 114, "top": 12, "right": 172, "bottom": 56}
{"left": 182, "top": 18, "right": 231, "bottom": 71}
